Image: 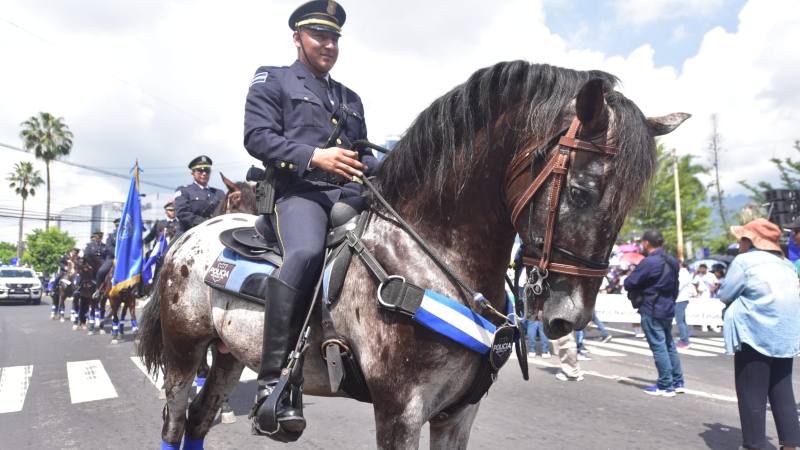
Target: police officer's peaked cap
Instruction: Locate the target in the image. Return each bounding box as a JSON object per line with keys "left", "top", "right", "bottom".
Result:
{"left": 188, "top": 155, "right": 213, "bottom": 170}
{"left": 164, "top": 200, "right": 175, "bottom": 210}
{"left": 92, "top": 230, "right": 104, "bottom": 237}
{"left": 113, "top": 218, "right": 121, "bottom": 224}
{"left": 289, "top": 0, "right": 346, "bottom": 35}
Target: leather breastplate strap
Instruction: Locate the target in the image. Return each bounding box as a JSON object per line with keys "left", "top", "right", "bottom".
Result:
{"left": 506, "top": 118, "right": 617, "bottom": 278}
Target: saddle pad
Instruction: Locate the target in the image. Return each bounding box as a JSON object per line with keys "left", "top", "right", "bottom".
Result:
{"left": 204, "top": 248, "right": 277, "bottom": 304}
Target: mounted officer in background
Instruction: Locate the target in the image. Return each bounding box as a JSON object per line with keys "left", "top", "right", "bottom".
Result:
{"left": 83, "top": 231, "right": 107, "bottom": 261}
{"left": 93, "top": 218, "right": 119, "bottom": 299}
{"left": 144, "top": 200, "right": 180, "bottom": 248}
{"left": 244, "top": 0, "right": 377, "bottom": 438}
{"left": 174, "top": 155, "right": 226, "bottom": 234}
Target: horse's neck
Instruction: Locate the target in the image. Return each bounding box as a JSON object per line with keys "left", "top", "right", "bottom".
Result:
{"left": 367, "top": 207, "right": 514, "bottom": 310}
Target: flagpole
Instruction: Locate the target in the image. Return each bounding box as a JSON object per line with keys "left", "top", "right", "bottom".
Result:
{"left": 673, "top": 148, "right": 685, "bottom": 261}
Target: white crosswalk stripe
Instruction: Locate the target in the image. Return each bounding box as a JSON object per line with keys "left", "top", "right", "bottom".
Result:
{"left": 66, "top": 360, "right": 118, "bottom": 404}
{"left": 0, "top": 365, "right": 33, "bottom": 414}
{"left": 579, "top": 334, "right": 726, "bottom": 359}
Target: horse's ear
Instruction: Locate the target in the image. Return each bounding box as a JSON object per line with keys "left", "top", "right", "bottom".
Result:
{"left": 575, "top": 78, "right": 607, "bottom": 130}
{"left": 647, "top": 113, "right": 691, "bottom": 136}
{"left": 219, "top": 172, "right": 239, "bottom": 192}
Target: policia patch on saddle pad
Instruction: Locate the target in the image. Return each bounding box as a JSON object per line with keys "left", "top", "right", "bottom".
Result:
{"left": 204, "top": 248, "right": 277, "bottom": 304}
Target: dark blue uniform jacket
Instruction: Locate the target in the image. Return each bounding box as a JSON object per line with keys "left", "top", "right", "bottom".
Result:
{"left": 623, "top": 248, "right": 680, "bottom": 320}
{"left": 243, "top": 60, "right": 377, "bottom": 202}
{"left": 174, "top": 183, "right": 225, "bottom": 232}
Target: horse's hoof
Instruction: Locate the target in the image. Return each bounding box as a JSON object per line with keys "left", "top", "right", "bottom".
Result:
{"left": 110, "top": 339, "right": 119, "bottom": 345}
{"left": 220, "top": 411, "right": 237, "bottom": 424}
{"left": 60, "top": 318, "right": 65, "bottom": 323}
{"left": 81, "top": 325, "right": 88, "bottom": 330}
{"left": 99, "top": 329, "right": 106, "bottom": 335}
{"left": 72, "top": 325, "right": 79, "bottom": 331}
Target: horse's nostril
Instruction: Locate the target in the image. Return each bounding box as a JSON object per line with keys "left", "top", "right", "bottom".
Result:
{"left": 548, "top": 318, "right": 573, "bottom": 338}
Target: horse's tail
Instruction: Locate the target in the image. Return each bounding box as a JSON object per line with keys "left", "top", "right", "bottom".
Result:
{"left": 137, "top": 273, "right": 164, "bottom": 377}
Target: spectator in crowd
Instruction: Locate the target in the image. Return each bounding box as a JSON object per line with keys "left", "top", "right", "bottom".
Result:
{"left": 624, "top": 229, "right": 685, "bottom": 397}
{"left": 719, "top": 218, "right": 800, "bottom": 450}
{"left": 526, "top": 309, "right": 550, "bottom": 359}
{"left": 710, "top": 264, "right": 726, "bottom": 298}
{"left": 575, "top": 328, "right": 591, "bottom": 361}
{"left": 694, "top": 263, "right": 722, "bottom": 332}
{"left": 675, "top": 261, "right": 695, "bottom": 349}
{"left": 552, "top": 332, "right": 583, "bottom": 381}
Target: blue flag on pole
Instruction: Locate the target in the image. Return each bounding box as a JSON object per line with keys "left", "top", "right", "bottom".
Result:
{"left": 110, "top": 165, "right": 144, "bottom": 296}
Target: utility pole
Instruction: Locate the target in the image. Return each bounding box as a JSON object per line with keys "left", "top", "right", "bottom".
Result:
{"left": 673, "top": 148, "right": 685, "bottom": 261}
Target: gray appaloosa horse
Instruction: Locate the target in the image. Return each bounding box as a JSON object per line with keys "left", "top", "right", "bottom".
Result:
{"left": 138, "top": 61, "right": 688, "bottom": 449}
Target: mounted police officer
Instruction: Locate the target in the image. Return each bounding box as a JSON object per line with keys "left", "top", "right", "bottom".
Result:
{"left": 144, "top": 200, "right": 179, "bottom": 247}
{"left": 173, "top": 156, "right": 225, "bottom": 234}
{"left": 244, "top": 0, "right": 377, "bottom": 437}
{"left": 92, "top": 218, "right": 118, "bottom": 297}
{"left": 83, "top": 231, "right": 107, "bottom": 262}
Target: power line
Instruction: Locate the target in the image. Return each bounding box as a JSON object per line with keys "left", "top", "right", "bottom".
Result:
{"left": 0, "top": 142, "right": 175, "bottom": 190}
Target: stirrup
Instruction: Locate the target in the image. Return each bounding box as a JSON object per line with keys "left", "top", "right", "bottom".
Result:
{"left": 249, "top": 371, "right": 305, "bottom": 442}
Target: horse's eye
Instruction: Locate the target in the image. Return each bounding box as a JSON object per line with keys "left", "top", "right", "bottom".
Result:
{"left": 569, "top": 187, "right": 589, "bottom": 208}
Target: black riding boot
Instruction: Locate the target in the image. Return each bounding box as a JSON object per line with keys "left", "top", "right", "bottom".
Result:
{"left": 252, "top": 276, "right": 307, "bottom": 437}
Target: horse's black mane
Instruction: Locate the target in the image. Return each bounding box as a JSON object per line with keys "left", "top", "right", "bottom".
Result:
{"left": 374, "top": 61, "right": 655, "bottom": 221}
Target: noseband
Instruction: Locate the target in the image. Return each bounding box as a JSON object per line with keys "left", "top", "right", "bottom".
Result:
{"left": 505, "top": 117, "right": 617, "bottom": 292}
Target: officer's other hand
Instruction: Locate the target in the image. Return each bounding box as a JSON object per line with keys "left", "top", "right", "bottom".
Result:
{"left": 311, "top": 147, "right": 365, "bottom": 178}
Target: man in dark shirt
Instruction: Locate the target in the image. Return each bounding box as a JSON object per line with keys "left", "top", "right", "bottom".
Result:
{"left": 244, "top": 0, "right": 377, "bottom": 437}
{"left": 624, "top": 229, "right": 685, "bottom": 397}
{"left": 173, "top": 156, "right": 225, "bottom": 234}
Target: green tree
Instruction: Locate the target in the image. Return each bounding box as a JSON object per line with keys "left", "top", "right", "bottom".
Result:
{"left": 621, "top": 143, "right": 713, "bottom": 254}
{"left": 7, "top": 161, "right": 44, "bottom": 259}
{"left": 19, "top": 112, "right": 74, "bottom": 230}
{"left": 0, "top": 242, "right": 18, "bottom": 265}
{"left": 23, "top": 227, "right": 75, "bottom": 275}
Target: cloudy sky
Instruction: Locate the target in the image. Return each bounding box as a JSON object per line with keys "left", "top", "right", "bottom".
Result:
{"left": 1, "top": 0, "right": 798, "bottom": 243}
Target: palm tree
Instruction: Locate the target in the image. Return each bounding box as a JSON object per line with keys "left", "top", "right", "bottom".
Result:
{"left": 7, "top": 161, "right": 44, "bottom": 259}
{"left": 20, "top": 112, "right": 74, "bottom": 230}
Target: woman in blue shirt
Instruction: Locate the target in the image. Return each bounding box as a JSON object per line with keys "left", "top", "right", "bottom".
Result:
{"left": 719, "top": 218, "right": 800, "bottom": 450}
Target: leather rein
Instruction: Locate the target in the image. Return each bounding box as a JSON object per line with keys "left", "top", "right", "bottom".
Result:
{"left": 505, "top": 117, "right": 617, "bottom": 287}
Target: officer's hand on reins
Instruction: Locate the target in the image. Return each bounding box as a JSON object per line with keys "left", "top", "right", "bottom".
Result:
{"left": 310, "top": 147, "right": 365, "bottom": 179}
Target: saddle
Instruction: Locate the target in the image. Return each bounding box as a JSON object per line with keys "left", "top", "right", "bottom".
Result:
{"left": 207, "top": 196, "right": 369, "bottom": 305}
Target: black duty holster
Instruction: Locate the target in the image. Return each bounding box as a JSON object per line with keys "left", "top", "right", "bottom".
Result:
{"left": 247, "top": 164, "right": 276, "bottom": 215}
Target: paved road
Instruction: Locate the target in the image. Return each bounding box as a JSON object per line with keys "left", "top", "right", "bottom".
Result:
{"left": 1, "top": 298, "right": 796, "bottom": 449}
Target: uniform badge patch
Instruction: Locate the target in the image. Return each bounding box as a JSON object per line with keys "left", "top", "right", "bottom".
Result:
{"left": 250, "top": 71, "right": 268, "bottom": 86}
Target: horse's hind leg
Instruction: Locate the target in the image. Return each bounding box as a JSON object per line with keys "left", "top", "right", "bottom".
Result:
{"left": 185, "top": 347, "right": 245, "bottom": 443}
{"left": 161, "top": 343, "right": 209, "bottom": 448}
{"left": 429, "top": 404, "right": 480, "bottom": 450}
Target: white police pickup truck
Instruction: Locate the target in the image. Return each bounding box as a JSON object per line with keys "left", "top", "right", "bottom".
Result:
{"left": 0, "top": 266, "right": 43, "bottom": 304}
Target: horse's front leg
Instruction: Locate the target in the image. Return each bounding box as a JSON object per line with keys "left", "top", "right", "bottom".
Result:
{"left": 109, "top": 296, "right": 122, "bottom": 344}
{"left": 373, "top": 394, "right": 427, "bottom": 450}
{"left": 429, "top": 403, "right": 480, "bottom": 450}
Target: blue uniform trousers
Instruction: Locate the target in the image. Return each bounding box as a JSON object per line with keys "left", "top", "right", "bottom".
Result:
{"left": 271, "top": 192, "right": 334, "bottom": 295}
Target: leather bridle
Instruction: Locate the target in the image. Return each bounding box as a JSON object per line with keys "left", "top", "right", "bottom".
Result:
{"left": 505, "top": 117, "right": 617, "bottom": 291}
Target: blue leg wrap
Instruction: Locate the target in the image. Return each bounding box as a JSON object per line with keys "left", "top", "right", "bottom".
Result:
{"left": 131, "top": 319, "right": 138, "bottom": 330}
{"left": 111, "top": 320, "right": 119, "bottom": 336}
{"left": 50, "top": 305, "right": 56, "bottom": 312}
{"left": 195, "top": 378, "right": 205, "bottom": 388}
{"left": 182, "top": 436, "right": 204, "bottom": 450}
{"left": 160, "top": 439, "right": 181, "bottom": 450}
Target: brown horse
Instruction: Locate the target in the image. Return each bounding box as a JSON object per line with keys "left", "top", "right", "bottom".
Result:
{"left": 53, "top": 255, "right": 78, "bottom": 322}
{"left": 139, "top": 61, "right": 688, "bottom": 449}
{"left": 95, "top": 264, "right": 141, "bottom": 343}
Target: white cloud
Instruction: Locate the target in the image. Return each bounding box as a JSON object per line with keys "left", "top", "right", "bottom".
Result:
{"left": 1, "top": 0, "right": 799, "bottom": 243}
{"left": 613, "top": 0, "right": 725, "bottom": 26}
{"left": 671, "top": 24, "right": 688, "bottom": 42}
